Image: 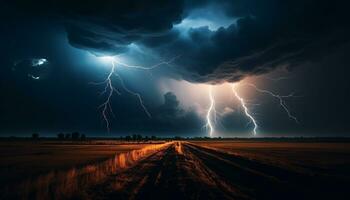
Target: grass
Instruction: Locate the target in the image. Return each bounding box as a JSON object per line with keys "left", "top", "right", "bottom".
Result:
{"left": 1, "top": 139, "right": 350, "bottom": 199}
{"left": 192, "top": 141, "right": 350, "bottom": 177}
{"left": 0, "top": 141, "right": 170, "bottom": 199}
{"left": 0, "top": 141, "right": 160, "bottom": 184}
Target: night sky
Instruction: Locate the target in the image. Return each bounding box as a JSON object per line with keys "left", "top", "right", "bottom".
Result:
{"left": 1, "top": 0, "right": 349, "bottom": 137}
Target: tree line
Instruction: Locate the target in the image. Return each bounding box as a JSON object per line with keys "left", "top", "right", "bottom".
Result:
{"left": 30, "top": 133, "right": 224, "bottom": 141}
{"left": 31, "top": 132, "right": 86, "bottom": 141}
{"left": 31, "top": 133, "right": 160, "bottom": 141}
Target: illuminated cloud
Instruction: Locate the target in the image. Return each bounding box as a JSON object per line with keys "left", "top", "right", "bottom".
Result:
{"left": 1, "top": 0, "right": 349, "bottom": 136}
{"left": 5, "top": 1, "right": 348, "bottom": 84}
{"left": 12, "top": 58, "right": 49, "bottom": 80}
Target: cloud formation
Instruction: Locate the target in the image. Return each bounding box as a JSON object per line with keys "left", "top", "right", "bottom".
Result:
{"left": 111, "top": 92, "right": 204, "bottom": 135}
{"left": 5, "top": 0, "right": 350, "bottom": 84}
{"left": 151, "top": 92, "right": 204, "bottom": 134}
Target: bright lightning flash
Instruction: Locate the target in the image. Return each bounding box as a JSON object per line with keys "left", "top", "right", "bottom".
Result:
{"left": 231, "top": 84, "right": 258, "bottom": 136}
{"left": 244, "top": 83, "right": 299, "bottom": 123}
{"left": 93, "top": 56, "right": 178, "bottom": 132}
{"left": 96, "top": 59, "right": 119, "bottom": 132}
{"left": 204, "top": 86, "right": 217, "bottom": 137}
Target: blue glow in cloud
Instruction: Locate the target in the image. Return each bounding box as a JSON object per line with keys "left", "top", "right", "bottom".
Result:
{"left": 32, "top": 58, "right": 48, "bottom": 67}
{"left": 175, "top": 5, "right": 237, "bottom": 31}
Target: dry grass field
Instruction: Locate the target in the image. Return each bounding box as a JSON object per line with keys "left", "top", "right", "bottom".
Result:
{"left": 191, "top": 141, "right": 350, "bottom": 178}
{"left": 1, "top": 140, "right": 349, "bottom": 199}
{"left": 0, "top": 141, "right": 158, "bottom": 184}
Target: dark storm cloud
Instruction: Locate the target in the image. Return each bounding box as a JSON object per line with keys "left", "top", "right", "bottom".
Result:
{"left": 4, "top": 0, "right": 185, "bottom": 55}
{"left": 156, "top": 0, "right": 349, "bottom": 83}
{"left": 4, "top": 0, "right": 349, "bottom": 83}
{"left": 216, "top": 107, "right": 254, "bottom": 134}
{"left": 152, "top": 92, "right": 204, "bottom": 133}
{"left": 108, "top": 92, "right": 204, "bottom": 135}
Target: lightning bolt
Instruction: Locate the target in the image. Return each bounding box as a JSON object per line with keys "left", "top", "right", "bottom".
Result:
{"left": 92, "top": 56, "right": 179, "bottom": 132}
{"left": 113, "top": 72, "right": 151, "bottom": 118}
{"left": 92, "top": 60, "right": 120, "bottom": 132}
{"left": 244, "top": 83, "right": 299, "bottom": 123}
{"left": 117, "top": 55, "right": 181, "bottom": 70}
{"left": 205, "top": 86, "right": 216, "bottom": 137}
{"left": 231, "top": 84, "right": 258, "bottom": 136}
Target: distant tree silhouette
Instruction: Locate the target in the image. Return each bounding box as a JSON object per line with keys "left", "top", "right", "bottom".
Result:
{"left": 137, "top": 134, "right": 143, "bottom": 141}
{"left": 151, "top": 135, "right": 157, "bottom": 140}
{"left": 65, "top": 133, "right": 71, "bottom": 140}
{"left": 125, "top": 136, "right": 131, "bottom": 141}
{"left": 72, "top": 132, "right": 80, "bottom": 140}
{"left": 144, "top": 136, "right": 149, "bottom": 141}
{"left": 80, "top": 134, "right": 86, "bottom": 140}
{"left": 132, "top": 134, "right": 137, "bottom": 141}
{"left": 57, "top": 133, "right": 64, "bottom": 140}
{"left": 174, "top": 136, "right": 182, "bottom": 140}
{"left": 31, "top": 133, "right": 39, "bottom": 140}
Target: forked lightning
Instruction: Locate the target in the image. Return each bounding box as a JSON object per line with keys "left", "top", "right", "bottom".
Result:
{"left": 93, "top": 56, "right": 179, "bottom": 132}
{"left": 204, "top": 86, "right": 216, "bottom": 137}
{"left": 231, "top": 84, "right": 258, "bottom": 135}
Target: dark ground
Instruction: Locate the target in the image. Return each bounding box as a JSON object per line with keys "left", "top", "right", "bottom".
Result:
{"left": 1, "top": 140, "right": 349, "bottom": 200}
{"left": 87, "top": 142, "right": 350, "bottom": 200}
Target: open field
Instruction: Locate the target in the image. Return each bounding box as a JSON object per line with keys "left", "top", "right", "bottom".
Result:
{"left": 192, "top": 141, "right": 350, "bottom": 178}
{"left": 1, "top": 140, "right": 350, "bottom": 199}
{"left": 0, "top": 141, "right": 160, "bottom": 184}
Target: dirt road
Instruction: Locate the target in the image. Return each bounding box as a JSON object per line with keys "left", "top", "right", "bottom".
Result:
{"left": 87, "top": 142, "right": 349, "bottom": 200}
